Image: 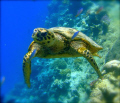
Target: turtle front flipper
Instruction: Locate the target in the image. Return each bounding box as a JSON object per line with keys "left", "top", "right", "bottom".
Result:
{"left": 78, "top": 47, "right": 102, "bottom": 79}
{"left": 23, "top": 42, "right": 38, "bottom": 88}
{"left": 23, "top": 51, "right": 34, "bottom": 88}
{"left": 23, "top": 52, "right": 31, "bottom": 88}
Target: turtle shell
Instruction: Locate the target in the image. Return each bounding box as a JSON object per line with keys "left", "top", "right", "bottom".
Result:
{"left": 48, "top": 27, "right": 103, "bottom": 53}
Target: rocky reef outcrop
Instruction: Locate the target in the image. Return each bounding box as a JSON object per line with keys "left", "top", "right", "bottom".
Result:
{"left": 45, "top": 0, "right": 110, "bottom": 37}
{"left": 89, "top": 60, "right": 120, "bottom": 103}
{"left": 105, "top": 36, "right": 120, "bottom": 63}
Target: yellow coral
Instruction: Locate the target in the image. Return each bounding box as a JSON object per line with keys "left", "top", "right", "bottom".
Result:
{"left": 59, "top": 68, "right": 71, "bottom": 76}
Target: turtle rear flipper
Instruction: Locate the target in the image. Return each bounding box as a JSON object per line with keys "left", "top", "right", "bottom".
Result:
{"left": 78, "top": 47, "right": 102, "bottom": 79}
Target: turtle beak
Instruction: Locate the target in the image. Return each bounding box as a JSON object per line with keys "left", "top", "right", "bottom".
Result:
{"left": 32, "top": 30, "right": 40, "bottom": 38}
{"left": 32, "top": 33, "right": 36, "bottom": 39}
{"left": 32, "top": 30, "right": 37, "bottom": 38}
{"left": 32, "top": 31, "right": 43, "bottom": 41}
{"left": 32, "top": 32, "right": 35, "bottom": 38}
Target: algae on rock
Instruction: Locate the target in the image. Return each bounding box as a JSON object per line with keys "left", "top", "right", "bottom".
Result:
{"left": 105, "top": 36, "right": 120, "bottom": 63}
{"left": 89, "top": 60, "right": 120, "bottom": 103}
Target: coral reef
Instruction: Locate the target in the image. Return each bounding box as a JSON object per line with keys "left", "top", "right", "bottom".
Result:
{"left": 51, "top": 59, "right": 67, "bottom": 69}
{"left": 73, "top": 58, "right": 82, "bottom": 70}
{"left": 89, "top": 60, "right": 120, "bottom": 103}
{"left": 5, "top": 1, "right": 120, "bottom": 103}
{"left": 45, "top": 0, "right": 110, "bottom": 37}
{"left": 59, "top": 68, "right": 71, "bottom": 79}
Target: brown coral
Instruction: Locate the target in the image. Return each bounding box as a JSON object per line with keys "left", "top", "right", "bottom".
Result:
{"left": 89, "top": 60, "right": 120, "bottom": 103}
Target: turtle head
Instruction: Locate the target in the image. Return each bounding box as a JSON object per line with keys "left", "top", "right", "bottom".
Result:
{"left": 32, "top": 28, "right": 55, "bottom": 46}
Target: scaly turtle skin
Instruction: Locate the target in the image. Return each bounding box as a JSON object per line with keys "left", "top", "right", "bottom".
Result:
{"left": 23, "top": 27, "right": 103, "bottom": 88}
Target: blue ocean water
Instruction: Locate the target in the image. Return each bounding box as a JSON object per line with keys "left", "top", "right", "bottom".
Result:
{"left": 1, "top": 0, "right": 119, "bottom": 103}
{"left": 1, "top": 0, "right": 51, "bottom": 96}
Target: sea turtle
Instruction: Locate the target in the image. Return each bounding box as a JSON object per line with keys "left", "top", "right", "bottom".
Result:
{"left": 23, "top": 27, "right": 103, "bottom": 88}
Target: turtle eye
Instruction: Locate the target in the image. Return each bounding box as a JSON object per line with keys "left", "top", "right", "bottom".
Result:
{"left": 33, "top": 29, "right": 38, "bottom": 33}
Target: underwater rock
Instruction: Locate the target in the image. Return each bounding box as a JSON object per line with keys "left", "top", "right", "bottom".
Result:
{"left": 46, "top": 0, "right": 110, "bottom": 38}
{"left": 67, "top": 95, "right": 79, "bottom": 103}
{"left": 89, "top": 60, "right": 120, "bottom": 103}
{"left": 59, "top": 68, "right": 71, "bottom": 79}
{"left": 51, "top": 59, "right": 67, "bottom": 69}
{"left": 73, "top": 58, "right": 82, "bottom": 71}
{"left": 105, "top": 36, "right": 120, "bottom": 63}
{"left": 102, "top": 60, "right": 120, "bottom": 75}
{"left": 86, "top": 10, "right": 109, "bottom": 36}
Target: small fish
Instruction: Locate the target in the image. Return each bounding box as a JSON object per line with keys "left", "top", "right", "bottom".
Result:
{"left": 29, "top": 49, "right": 37, "bottom": 60}
{"left": 95, "top": 6, "right": 103, "bottom": 14}
{"left": 71, "top": 31, "right": 79, "bottom": 40}
{"left": 75, "top": 8, "right": 83, "bottom": 17}
{"left": 0, "top": 76, "right": 5, "bottom": 86}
